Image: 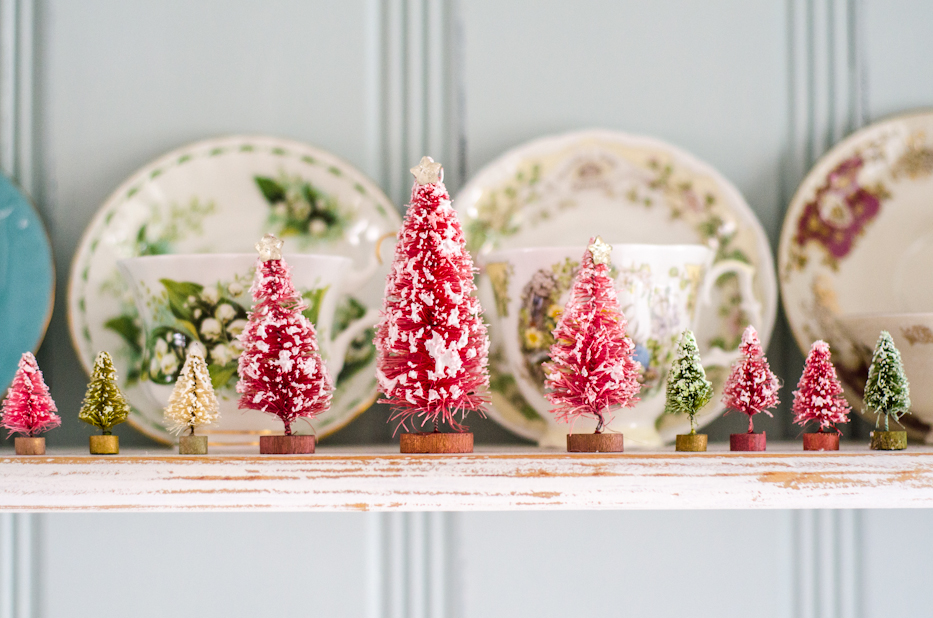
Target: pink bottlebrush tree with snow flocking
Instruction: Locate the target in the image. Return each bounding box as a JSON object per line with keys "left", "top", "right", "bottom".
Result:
{"left": 236, "top": 234, "right": 333, "bottom": 435}
{"left": 375, "top": 156, "right": 489, "bottom": 433}
{"left": 1, "top": 352, "right": 61, "bottom": 438}
{"left": 792, "top": 340, "right": 850, "bottom": 434}
{"left": 722, "top": 325, "right": 780, "bottom": 433}
{"left": 543, "top": 237, "right": 642, "bottom": 433}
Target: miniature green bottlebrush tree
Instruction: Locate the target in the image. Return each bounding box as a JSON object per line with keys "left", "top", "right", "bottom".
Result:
{"left": 79, "top": 351, "right": 130, "bottom": 435}
{"left": 663, "top": 330, "right": 713, "bottom": 435}
{"left": 164, "top": 348, "right": 219, "bottom": 436}
{"left": 863, "top": 330, "right": 911, "bottom": 431}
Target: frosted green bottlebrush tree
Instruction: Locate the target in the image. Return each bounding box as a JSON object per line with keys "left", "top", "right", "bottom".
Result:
{"left": 78, "top": 351, "right": 130, "bottom": 435}
{"left": 863, "top": 330, "right": 911, "bottom": 432}
{"left": 663, "top": 330, "right": 713, "bottom": 435}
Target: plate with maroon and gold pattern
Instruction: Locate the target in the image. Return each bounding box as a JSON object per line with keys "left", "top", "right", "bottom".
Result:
{"left": 779, "top": 109, "right": 933, "bottom": 438}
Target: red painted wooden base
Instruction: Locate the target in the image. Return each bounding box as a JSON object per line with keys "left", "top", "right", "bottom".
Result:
{"left": 803, "top": 432, "right": 839, "bottom": 451}
{"left": 730, "top": 432, "right": 766, "bottom": 451}
{"left": 259, "top": 435, "right": 316, "bottom": 454}
{"left": 400, "top": 432, "right": 473, "bottom": 453}
{"left": 14, "top": 437, "right": 45, "bottom": 455}
{"left": 567, "top": 433, "right": 624, "bottom": 453}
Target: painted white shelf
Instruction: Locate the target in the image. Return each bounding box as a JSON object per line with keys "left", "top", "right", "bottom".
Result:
{"left": 0, "top": 444, "right": 931, "bottom": 512}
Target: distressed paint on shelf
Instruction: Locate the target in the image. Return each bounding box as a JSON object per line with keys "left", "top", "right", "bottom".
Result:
{"left": 0, "top": 446, "right": 932, "bottom": 511}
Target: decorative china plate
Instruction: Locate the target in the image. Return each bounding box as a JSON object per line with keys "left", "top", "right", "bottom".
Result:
{"left": 0, "top": 174, "right": 54, "bottom": 390}
{"left": 68, "top": 136, "right": 400, "bottom": 445}
{"left": 779, "top": 110, "right": 933, "bottom": 438}
{"left": 454, "top": 129, "right": 777, "bottom": 443}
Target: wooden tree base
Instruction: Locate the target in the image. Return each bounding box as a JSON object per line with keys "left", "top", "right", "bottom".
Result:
{"left": 871, "top": 430, "right": 907, "bottom": 451}
{"left": 179, "top": 435, "right": 208, "bottom": 455}
{"left": 259, "top": 435, "right": 316, "bottom": 455}
{"left": 730, "top": 432, "right": 766, "bottom": 452}
{"left": 14, "top": 437, "right": 45, "bottom": 455}
{"left": 675, "top": 434, "right": 707, "bottom": 452}
{"left": 400, "top": 432, "right": 473, "bottom": 454}
{"left": 89, "top": 435, "right": 119, "bottom": 455}
{"left": 803, "top": 432, "right": 839, "bottom": 451}
{"left": 567, "top": 433, "right": 624, "bottom": 453}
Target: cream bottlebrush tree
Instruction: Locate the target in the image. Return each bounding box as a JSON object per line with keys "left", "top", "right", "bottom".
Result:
{"left": 164, "top": 348, "right": 220, "bottom": 436}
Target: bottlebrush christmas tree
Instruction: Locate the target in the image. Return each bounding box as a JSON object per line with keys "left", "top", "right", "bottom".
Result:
{"left": 164, "top": 348, "right": 219, "bottom": 436}
{"left": 664, "top": 330, "right": 713, "bottom": 434}
{"left": 792, "top": 340, "right": 850, "bottom": 433}
{"left": 236, "top": 234, "right": 332, "bottom": 435}
{"left": 722, "top": 325, "right": 780, "bottom": 433}
{"left": 543, "top": 237, "right": 641, "bottom": 433}
{"left": 79, "top": 351, "right": 130, "bottom": 434}
{"left": 1, "top": 352, "right": 60, "bottom": 438}
{"left": 375, "top": 156, "right": 489, "bottom": 433}
{"left": 863, "top": 330, "right": 911, "bottom": 432}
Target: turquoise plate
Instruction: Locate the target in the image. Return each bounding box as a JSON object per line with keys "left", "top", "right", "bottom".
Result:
{"left": 0, "top": 174, "right": 54, "bottom": 389}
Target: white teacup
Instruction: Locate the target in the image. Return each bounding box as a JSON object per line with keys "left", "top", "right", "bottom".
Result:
{"left": 483, "top": 243, "right": 762, "bottom": 447}
{"left": 118, "top": 254, "right": 379, "bottom": 432}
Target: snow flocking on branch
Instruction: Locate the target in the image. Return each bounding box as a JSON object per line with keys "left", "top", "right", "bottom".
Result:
{"left": 374, "top": 156, "right": 490, "bottom": 433}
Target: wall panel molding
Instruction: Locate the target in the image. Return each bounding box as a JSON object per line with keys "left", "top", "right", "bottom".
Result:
{"left": 786, "top": 2, "right": 866, "bottom": 617}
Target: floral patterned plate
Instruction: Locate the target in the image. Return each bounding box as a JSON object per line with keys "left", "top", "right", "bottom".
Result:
{"left": 779, "top": 109, "right": 933, "bottom": 440}
{"left": 68, "top": 136, "right": 400, "bottom": 445}
{"left": 454, "top": 129, "right": 777, "bottom": 444}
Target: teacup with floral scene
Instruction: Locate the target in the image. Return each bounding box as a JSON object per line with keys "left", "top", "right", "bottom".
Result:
{"left": 483, "top": 243, "right": 761, "bottom": 447}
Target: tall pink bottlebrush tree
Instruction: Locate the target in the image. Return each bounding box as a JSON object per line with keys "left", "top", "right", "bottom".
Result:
{"left": 236, "top": 234, "right": 333, "bottom": 435}
{"left": 1, "top": 352, "right": 61, "bottom": 438}
{"left": 375, "top": 156, "right": 490, "bottom": 433}
{"left": 792, "top": 340, "right": 850, "bottom": 433}
{"left": 722, "top": 325, "right": 781, "bottom": 433}
{"left": 543, "top": 237, "right": 642, "bottom": 433}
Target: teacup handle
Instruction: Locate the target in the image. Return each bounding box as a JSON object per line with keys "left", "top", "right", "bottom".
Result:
{"left": 342, "top": 232, "right": 398, "bottom": 294}
{"left": 698, "top": 259, "right": 763, "bottom": 368}
{"left": 325, "top": 307, "right": 381, "bottom": 378}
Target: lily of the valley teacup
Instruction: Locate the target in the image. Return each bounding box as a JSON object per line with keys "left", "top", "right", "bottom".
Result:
{"left": 483, "top": 243, "right": 762, "bottom": 447}
{"left": 118, "top": 254, "right": 379, "bottom": 437}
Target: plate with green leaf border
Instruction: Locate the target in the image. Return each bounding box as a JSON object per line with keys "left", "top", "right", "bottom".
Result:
{"left": 454, "top": 129, "right": 777, "bottom": 446}
{"left": 68, "top": 136, "right": 399, "bottom": 445}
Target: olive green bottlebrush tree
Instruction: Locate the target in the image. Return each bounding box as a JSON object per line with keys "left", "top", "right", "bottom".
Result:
{"left": 79, "top": 351, "right": 130, "bottom": 435}
{"left": 664, "top": 330, "right": 713, "bottom": 434}
{"left": 863, "top": 330, "right": 911, "bottom": 431}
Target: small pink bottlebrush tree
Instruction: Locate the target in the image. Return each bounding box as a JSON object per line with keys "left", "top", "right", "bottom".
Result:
{"left": 792, "top": 340, "right": 850, "bottom": 433}
{"left": 1, "top": 352, "right": 61, "bottom": 438}
{"left": 543, "top": 237, "right": 641, "bottom": 433}
{"left": 375, "top": 156, "right": 490, "bottom": 434}
{"left": 236, "top": 234, "right": 333, "bottom": 435}
{"left": 722, "top": 325, "right": 780, "bottom": 433}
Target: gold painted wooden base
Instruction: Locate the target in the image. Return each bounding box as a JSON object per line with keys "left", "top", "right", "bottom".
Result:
{"left": 179, "top": 435, "right": 208, "bottom": 455}
{"left": 871, "top": 430, "right": 907, "bottom": 451}
{"left": 675, "top": 434, "right": 707, "bottom": 452}
{"left": 567, "top": 433, "right": 624, "bottom": 453}
{"left": 400, "top": 432, "right": 473, "bottom": 454}
{"left": 803, "top": 432, "right": 839, "bottom": 451}
{"left": 14, "top": 437, "right": 45, "bottom": 455}
{"left": 730, "top": 432, "right": 766, "bottom": 451}
{"left": 89, "top": 435, "right": 119, "bottom": 455}
{"left": 259, "top": 435, "right": 316, "bottom": 454}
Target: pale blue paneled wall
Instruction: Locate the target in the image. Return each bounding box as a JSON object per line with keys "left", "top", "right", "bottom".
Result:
{"left": 0, "top": 1, "right": 932, "bottom": 617}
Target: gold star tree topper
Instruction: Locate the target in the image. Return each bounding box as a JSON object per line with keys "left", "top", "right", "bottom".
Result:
{"left": 410, "top": 156, "right": 443, "bottom": 185}
{"left": 588, "top": 236, "right": 612, "bottom": 266}
{"left": 256, "top": 233, "right": 284, "bottom": 261}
